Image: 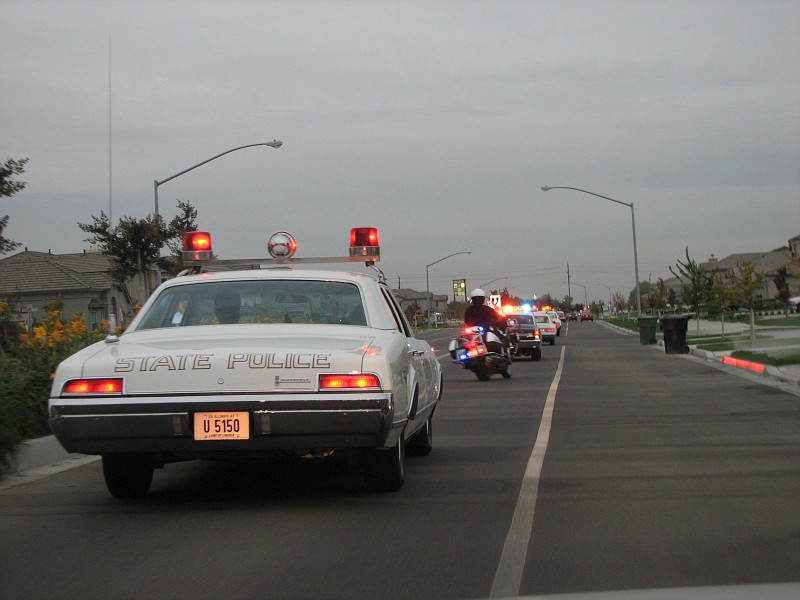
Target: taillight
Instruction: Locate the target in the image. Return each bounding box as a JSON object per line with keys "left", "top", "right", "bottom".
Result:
{"left": 62, "top": 378, "right": 123, "bottom": 395}
{"left": 319, "top": 373, "right": 381, "bottom": 390}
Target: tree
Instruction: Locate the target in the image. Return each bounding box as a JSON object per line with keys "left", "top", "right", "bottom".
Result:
{"left": 0, "top": 157, "right": 29, "bottom": 254}
{"left": 629, "top": 280, "right": 651, "bottom": 314}
{"left": 706, "top": 270, "right": 732, "bottom": 338}
{"left": 78, "top": 200, "right": 198, "bottom": 292}
{"left": 612, "top": 291, "right": 627, "bottom": 316}
{"left": 669, "top": 247, "right": 709, "bottom": 335}
{"left": 536, "top": 293, "right": 555, "bottom": 310}
{"left": 773, "top": 266, "right": 791, "bottom": 316}
{"left": 667, "top": 287, "right": 678, "bottom": 310}
{"left": 727, "top": 261, "right": 765, "bottom": 343}
{"left": 651, "top": 278, "right": 668, "bottom": 315}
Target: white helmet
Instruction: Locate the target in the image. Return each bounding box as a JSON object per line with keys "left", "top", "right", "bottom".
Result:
{"left": 470, "top": 288, "right": 487, "bottom": 300}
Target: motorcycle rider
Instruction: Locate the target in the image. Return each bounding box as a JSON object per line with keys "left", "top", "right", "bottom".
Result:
{"left": 463, "top": 288, "right": 508, "bottom": 355}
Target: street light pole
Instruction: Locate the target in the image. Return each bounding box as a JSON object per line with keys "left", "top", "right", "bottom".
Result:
{"left": 572, "top": 282, "right": 588, "bottom": 308}
{"left": 426, "top": 251, "right": 471, "bottom": 318}
{"left": 153, "top": 140, "right": 283, "bottom": 286}
{"left": 541, "top": 185, "right": 641, "bottom": 317}
{"left": 598, "top": 283, "right": 612, "bottom": 316}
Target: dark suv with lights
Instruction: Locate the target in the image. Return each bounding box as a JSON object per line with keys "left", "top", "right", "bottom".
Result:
{"left": 506, "top": 312, "right": 542, "bottom": 361}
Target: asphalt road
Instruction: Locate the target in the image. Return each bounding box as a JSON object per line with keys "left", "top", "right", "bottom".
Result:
{"left": 1, "top": 322, "right": 798, "bottom": 600}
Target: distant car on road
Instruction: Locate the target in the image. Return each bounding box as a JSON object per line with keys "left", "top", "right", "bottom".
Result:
{"left": 567, "top": 312, "right": 578, "bottom": 321}
{"left": 548, "top": 311, "right": 562, "bottom": 336}
{"left": 533, "top": 312, "right": 557, "bottom": 345}
{"left": 580, "top": 311, "right": 594, "bottom": 322}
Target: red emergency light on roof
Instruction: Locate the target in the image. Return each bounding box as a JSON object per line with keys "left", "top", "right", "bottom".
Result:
{"left": 182, "top": 231, "right": 214, "bottom": 262}
{"left": 349, "top": 227, "right": 380, "bottom": 261}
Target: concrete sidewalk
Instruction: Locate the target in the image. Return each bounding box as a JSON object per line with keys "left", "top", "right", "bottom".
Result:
{"left": 0, "top": 435, "right": 99, "bottom": 490}
{"left": 599, "top": 317, "right": 800, "bottom": 388}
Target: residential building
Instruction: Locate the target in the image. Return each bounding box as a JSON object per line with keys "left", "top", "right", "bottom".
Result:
{"left": 0, "top": 249, "right": 146, "bottom": 330}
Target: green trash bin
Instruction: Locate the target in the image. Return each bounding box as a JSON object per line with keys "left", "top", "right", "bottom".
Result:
{"left": 637, "top": 317, "right": 658, "bottom": 345}
{"left": 659, "top": 315, "right": 691, "bottom": 354}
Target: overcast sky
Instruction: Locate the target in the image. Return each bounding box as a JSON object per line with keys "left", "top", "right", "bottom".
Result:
{"left": 2, "top": 0, "right": 798, "bottom": 304}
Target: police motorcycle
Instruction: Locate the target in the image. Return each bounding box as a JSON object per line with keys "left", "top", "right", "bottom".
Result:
{"left": 448, "top": 324, "right": 512, "bottom": 381}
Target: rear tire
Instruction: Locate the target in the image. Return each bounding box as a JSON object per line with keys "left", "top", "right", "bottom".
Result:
{"left": 406, "top": 415, "right": 433, "bottom": 457}
{"left": 360, "top": 434, "right": 405, "bottom": 492}
{"left": 475, "top": 363, "right": 491, "bottom": 381}
{"left": 102, "top": 454, "right": 154, "bottom": 498}
{"left": 531, "top": 348, "right": 542, "bottom": 361}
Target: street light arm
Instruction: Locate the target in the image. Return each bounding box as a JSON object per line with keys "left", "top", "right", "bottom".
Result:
{"left": 426, "top": 251, "right": 471, "bottom": 269}
{"left": 541, "top": 185, "right": 641, "bottom": 317}
{"left": 480, "top": 276, "right": 508, "bottom": 289}
{"left": 152, "top": 140, "right": 282, "bottom": 291}
{"left": 425, "top": 251, "right": 471, "bottom": 318}
{"left": 156, "top": 141, "right": 282, "bottom": 186}
{"left": 541, "top": 186, "right": 631, "bottom": 209}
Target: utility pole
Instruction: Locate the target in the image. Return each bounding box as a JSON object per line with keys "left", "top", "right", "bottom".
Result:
{"left": 567, "top": 264, "right": 572, "bottom": 307}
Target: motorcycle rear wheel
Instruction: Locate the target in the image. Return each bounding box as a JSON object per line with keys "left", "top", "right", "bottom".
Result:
{"left": 475, "top": 366, "right": 491, "bottom": 381}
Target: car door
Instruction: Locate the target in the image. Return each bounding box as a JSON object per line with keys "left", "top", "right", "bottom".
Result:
{"left": 380, "top": 287, "right": 432, "bottom": 411}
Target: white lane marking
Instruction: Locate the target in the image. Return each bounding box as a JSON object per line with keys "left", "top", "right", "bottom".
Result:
{"left": 490, "top": 345, "right": 565, "bottom": 598}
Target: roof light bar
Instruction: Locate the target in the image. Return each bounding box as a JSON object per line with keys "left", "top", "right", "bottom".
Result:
{"left": 180, "top": 228, "right": 381, "bottom": 268}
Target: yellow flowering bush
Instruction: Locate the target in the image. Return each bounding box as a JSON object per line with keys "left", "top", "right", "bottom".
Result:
{"left": 1, "top": 307, "right": 119, "bottom": 474}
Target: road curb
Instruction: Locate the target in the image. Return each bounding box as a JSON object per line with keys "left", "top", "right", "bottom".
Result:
{"left": 0, "top": 435, "right": 99, "bottom": 490}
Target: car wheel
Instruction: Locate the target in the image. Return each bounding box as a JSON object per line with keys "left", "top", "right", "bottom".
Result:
{"left": 360, "top": 434, "right": 405, "bottom": 493}
{"left": 501, "top": 365, "right": 512, "bottom": 379}
{"left": 550, "top": 338, "right": 556, "bottom": 345}
{"left": 406, "top": 415, "right": 433, "bottom": 457}
{"left": 531, "top": 348, "right": 542, "bottom": 361}
{"left": 102, "top": 454, "right": 154, "bottom": 498}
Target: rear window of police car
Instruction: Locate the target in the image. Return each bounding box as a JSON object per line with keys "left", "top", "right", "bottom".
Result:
{"left": 136, "top": 280, "right": 366, "bottom": 329}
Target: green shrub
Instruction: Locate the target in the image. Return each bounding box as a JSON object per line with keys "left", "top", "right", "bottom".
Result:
{"left": 0, "top": 306, "right": 112, "bottom": 476}
{"left": 730, "top": 349, "right": 800, "bottom": 367}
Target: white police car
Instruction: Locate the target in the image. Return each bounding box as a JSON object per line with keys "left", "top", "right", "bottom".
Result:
{"left": 49, "top": 228, "right": 442, "bottom": 497}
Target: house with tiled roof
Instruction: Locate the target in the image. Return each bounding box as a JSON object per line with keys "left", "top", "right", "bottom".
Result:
{"left": 392, "top": 288, "right": 448, "bottom": 315}
{"left": 0, "top": 249, "right": 147, "bottom": 329}
{"left": 663, "top": 234, "right": 800, "bottom": 307}
{"left": 701, "top": 247, "right": 798, "bottom": 301}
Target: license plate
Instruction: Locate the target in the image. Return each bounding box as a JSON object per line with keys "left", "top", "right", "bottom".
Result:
{"left": 194, "top": 412, "right": 249, "bottom": 440}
